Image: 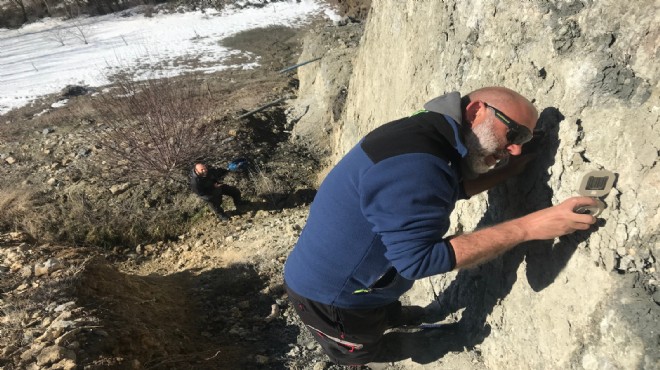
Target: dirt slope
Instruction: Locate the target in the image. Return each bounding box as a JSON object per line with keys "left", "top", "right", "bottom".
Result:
{"left": 0, "top": 19, "right": 339, "bottom": 370}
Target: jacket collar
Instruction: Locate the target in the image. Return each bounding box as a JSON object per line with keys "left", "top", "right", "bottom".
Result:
{"left": 423, "top": 91, "right": 467, "bottom": 158}
{"left": 423, "top": 91, "right": 463, "bottom": 126}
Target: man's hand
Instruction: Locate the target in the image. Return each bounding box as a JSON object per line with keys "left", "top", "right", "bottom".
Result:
{"left": 214, "top": 182, "right": 222, "bottom": 188}
{"left": 517, "top": 196, "right": 598, "bottom": 240}
{"left": 452, "top": 196, "right": 598, "bottom": 269}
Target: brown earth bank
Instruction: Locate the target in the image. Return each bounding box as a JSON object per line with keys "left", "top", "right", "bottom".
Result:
{"left": 0, "top": 10, "right": 369, "bottom": 369}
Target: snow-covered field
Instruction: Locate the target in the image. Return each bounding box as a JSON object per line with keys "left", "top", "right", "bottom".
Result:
{"left": 0, "top": 0, "right": 339, "bottom": 115}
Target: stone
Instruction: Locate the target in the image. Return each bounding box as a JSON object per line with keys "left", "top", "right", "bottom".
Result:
{"left": 1, "top": 344, "right": 18, "bottom": 357}
{"left": 264, "top": 304, "right": 280, "bottom": 322}
{"left": 77, "top": 148, "right": 91, "bottom": 157}
{"left": 5, "top": 156, "right": 16, "bottom": 164}
{"left": 55, "top": 328, "right": 82, "bottom": 346}
{"left": 287, "top": 346, "right": 300, "bottom": 357}
{"left": 36, "top": 345, "right": 75, "bottom": 366}
{"left": 20, "top": 265, "right": 33, "bottom": 278}
{"left": 109, "top": 182, "right": 130, "bottom": 195}
{"left": 51, "top": 358, "right": 77, "bottom": 370}
{"left": 20, "top": 342, "right": 45, "bottom": 361}
{"left": 313, "top": 361, "right": 329, "bottom": 370}
{"left": 34, "top": 258, "right": 64, "bottom": 276}
{"left": 36, "top": 326, "right": 64, "bottom": 343}
{"left": 652, "top": 291, "right": 660, "bottom": 305}
{"left": 54, "top": 302, "right": 75, "bottom": 313}
{"left": 44, "top": 258, "right": 64, "bottom": 273}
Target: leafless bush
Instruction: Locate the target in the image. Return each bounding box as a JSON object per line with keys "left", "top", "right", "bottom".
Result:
{"left": 68, "top": 19, "right": 91, "bottom": 44}
{"left": 46, "top": 25, "right": 68, "bottom": 46}
{"left": 92, "top": 76, "right": 216, "bottom": 178}
{"left": 64, "top": 4, "right": 93, "bottom": 44}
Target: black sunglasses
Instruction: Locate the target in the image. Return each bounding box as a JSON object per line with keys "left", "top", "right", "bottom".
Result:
{"left": 484, "top": 102, "right": 533, "bottom": 145}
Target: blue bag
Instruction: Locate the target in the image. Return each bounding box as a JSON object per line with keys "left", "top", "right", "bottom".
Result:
{"left": 228, "top": 158, "right": 248, "bottom": 172}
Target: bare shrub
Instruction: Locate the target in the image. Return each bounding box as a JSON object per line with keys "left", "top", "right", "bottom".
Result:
{"left": 92, "top": 76, "right": 216, "bottom": 178}
{"left": 68, "top": 19, "right": 91, "bottom": 44}
{"left": 64, "top": 5, "right": 92, "bottom": 44}
{"left": 45, "top": 25, "right": 68, "bottom": 46}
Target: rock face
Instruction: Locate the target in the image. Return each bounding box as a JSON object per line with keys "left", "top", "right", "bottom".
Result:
{"left": 294, "top": 0, "right": 658, "bottom": 369}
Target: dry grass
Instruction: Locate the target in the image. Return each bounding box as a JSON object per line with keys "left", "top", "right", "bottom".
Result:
{"left": 248, "top": 164, "right": 286, "bottom": 204}
{"left": 0, "top": 187, "right": 49, "bottom": 240}
{"left": 0, "top": 182, "right": 198, "bottom": 248}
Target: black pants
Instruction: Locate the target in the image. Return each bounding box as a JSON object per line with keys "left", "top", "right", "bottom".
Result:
{"left": 285, "top": 283, "right": 403, "bottom": 366}
{"left": 199, "top": 184, "right": 241, "bottom": 217}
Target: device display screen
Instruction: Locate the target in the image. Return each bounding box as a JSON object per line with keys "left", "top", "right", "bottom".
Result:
{"left": 585, "top": 176, "right": 609, "bottom": 191}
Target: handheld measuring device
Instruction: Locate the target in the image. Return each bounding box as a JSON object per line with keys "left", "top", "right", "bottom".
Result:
{"left": 574, "top": 170, "right": 616, "bottom": 217}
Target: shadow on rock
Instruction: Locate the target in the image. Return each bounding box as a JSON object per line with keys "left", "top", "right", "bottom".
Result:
{"left": 372, "top": 323, "right": 479, "bottom": 364}
{"left": 526, "top": 219, "right": 605, "bottom": 291}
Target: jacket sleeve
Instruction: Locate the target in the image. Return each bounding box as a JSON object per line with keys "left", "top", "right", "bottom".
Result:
{"left": 209, "top": 167, "right": 229, "bottom": 182}
{"left": 359, "top": 153, "right": 459, "bottom": 279}
{"left": 190, "top": 173, "right": 201, "bottom": 195}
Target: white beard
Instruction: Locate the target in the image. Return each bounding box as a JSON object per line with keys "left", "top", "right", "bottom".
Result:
{"left": 462, "top": 116, "right": 503, "bottom": 179}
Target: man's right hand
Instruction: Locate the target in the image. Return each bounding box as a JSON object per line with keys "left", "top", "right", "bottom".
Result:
{"left": 452, "top": 196, "right": 599, "bottom": 269}
{"left": 519, "top": 196, "right": 598, "bottom": 241}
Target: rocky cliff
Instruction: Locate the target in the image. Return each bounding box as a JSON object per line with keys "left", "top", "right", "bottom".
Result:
{"left": 294, "top": 0, "right": 658, "bottom": 368}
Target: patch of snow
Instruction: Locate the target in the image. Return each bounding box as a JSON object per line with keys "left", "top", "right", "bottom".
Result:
{"left": 0, "top": 0, "right": 339, "bottom": 116}
{"left": 51, "top": 99, "right": 69, "bottom": 108}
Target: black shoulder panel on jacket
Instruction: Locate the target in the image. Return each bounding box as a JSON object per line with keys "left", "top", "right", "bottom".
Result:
{"left": 360, "top": 111, "right": 461, "bottom": 165}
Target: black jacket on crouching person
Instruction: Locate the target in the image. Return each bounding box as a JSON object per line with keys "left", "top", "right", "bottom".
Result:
{"left": 190, "top": 165, "right": 228, "bottom": 197}
{"left": 189, "top": 164, "right": 242, "bottom": 220}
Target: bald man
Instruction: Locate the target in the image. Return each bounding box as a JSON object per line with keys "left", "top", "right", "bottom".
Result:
{"left": 190, "top": 162, "right": 243, "bottom": 220}
{"left": 283, "top": 87, "right": 597, "bottom": 366}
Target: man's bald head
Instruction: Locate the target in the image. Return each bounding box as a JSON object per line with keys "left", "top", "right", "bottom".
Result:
{"left": 194, "top": 163, "right": 208, "bottom": 177}
{"left": 465, "top": 86, "right": 538, "bottom": 130}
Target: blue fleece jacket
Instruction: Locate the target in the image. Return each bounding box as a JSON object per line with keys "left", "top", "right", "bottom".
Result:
{"left": 284, "top": 92, "right": 469, "bottom": 309}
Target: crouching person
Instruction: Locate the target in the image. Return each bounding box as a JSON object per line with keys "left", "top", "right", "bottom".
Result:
{"left": 190, "top": 162, "right": 243, "bottom": 220}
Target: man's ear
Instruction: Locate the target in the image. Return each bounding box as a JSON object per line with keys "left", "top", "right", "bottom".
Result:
{"left": 464, "top": 100, "right": 483, "bottom": 127}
